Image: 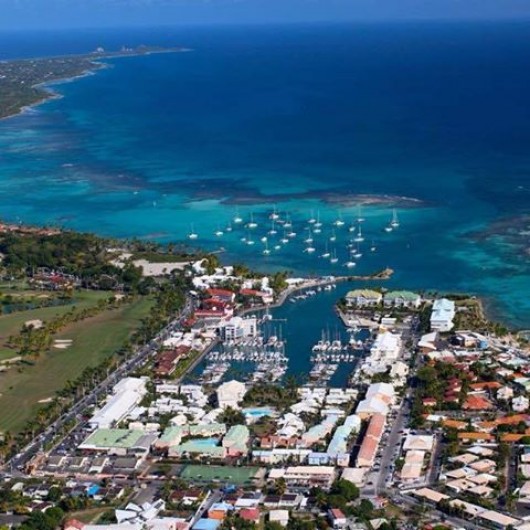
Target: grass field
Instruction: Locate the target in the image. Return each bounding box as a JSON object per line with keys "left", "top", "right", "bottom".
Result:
{"left": 180, "top": 465, "right": 260, "bottom": 485}
{"left": 0, "top": 291, "right": 110, "bottom": 361}
{"left": 0, "top": 295, "right": 154, "bottom": 434}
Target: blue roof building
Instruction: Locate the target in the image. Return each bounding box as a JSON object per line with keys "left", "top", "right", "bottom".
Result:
{"left": 193, "top": 519, "right": 221, "bottom": 530}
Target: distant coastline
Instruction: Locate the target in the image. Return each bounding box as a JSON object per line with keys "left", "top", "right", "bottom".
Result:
{"left": 0, "top": 45, "right": 189, "bottom": 121}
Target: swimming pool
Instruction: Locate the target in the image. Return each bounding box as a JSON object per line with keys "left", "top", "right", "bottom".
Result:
{"left": 243, "top": 407, "right": 276, "bottom": 419}
{"left": 186, "top": 437, "right": 219, "bottom": 447}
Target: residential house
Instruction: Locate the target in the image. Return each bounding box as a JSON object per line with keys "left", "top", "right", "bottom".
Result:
{"left": 269, "top": 510, "right": 289, "bottom": 527}
{"left": 345, "top": 289, "right": 382, "bottom": 307}
{"left": 217, "top": 380, "right": 246, "bottom": 409}
{"left": 513, "top": 396, "right": 530, "bottom": 412}
{"left": 328, "top": 509, "right": 347, "bottom": 529}
{"left": 383, "top": 291, "right": 421, "bottom": 309}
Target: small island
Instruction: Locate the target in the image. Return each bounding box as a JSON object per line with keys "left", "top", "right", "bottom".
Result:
{"left": 0, "top": 45, "right": 186, "bottom": 120}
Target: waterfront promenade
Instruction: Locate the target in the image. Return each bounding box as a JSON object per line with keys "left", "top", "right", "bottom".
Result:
{"left": 238, "top": 268, "right": 393, "bottom": 318}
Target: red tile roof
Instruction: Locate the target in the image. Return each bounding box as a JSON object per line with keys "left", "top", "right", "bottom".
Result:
{"left": 330, "top": 509, "right": 346, "bottom": 519}
{"left": 240, "top": 508, "right": 260, "bottom": 521}
{"left": 463, "top": 395, "right": 494, "bottom": 411}
{"left": 206, "top": 288, "right": 235, "bottom": 298}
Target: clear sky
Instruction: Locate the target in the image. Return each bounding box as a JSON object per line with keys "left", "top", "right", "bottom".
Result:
{"left": 1, "top": 0, "right": 530, "bottom": 30}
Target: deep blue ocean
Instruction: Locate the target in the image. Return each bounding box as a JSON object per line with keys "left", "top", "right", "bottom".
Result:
{"left": 0, "top": 22, "right": 529, "bottom": 332}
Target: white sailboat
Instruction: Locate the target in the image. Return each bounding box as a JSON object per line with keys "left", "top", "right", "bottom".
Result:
{"left": 370, "top": 240, "right": 377, "bottom": 252}
{"left": 353, "top": 243, "right": 362, "bottom": 259}
{"left": 304, "top": 245, "right": 316, "bottom": 254}
{"left": 268, "top": 220, "right": 277, "bottom": 235}
{"left": 304, "top": 228, "right": 314, "bottom": 244}
{"left": 284, "top": 214, "right": 293, "bottom": 229}
{"left": 314, "top": 210, "right": 323, "bottom": 229}
{"left": 354, "top": 225, "right": 364, "bottom": 243}
{"left": 260, "top": 235, "right": 268, "bottom": 243}
{"left": 269, "top": 205, "right": 280, "bottom": 221}
{"left": 281, "top": 229, "right": 289, "bottom": 244}
{"left": 357, "top": 204, "right": 365, "bottom": 223}
{"left": 233, "top": 208, "right": 243, "bottom": 224}
{"left": 287, "top": 229, "right": 297, "bottom": 238}
{"left": 391, "top": 208, "right": 400, "bottom": 228}
{"left": 262, "top": 241, "right": 271, "bottom": 255}
{"left": 225, "top": 222, "right": 233, "bottom": 233}
{"left": 344, "top": 254, "right": 356, "bottom": 268}
{"left": 214, "top": 225, "right": 224, "bottom": 237}
{"left": 334, "top": 211, "right": 345, "bottom": 227}
{"left": 308, "top": 209, "right": 316, "bottom": 224}
{"left": 329, "top": 230, "right": 337, "bottom": 242}
{"left": 247, "top": 213, "right": 258, "bottom": 229}
{"left": 330, "top": 249, "right": 339, "bottom": 264}
{"left": 313, "top": 213, "right": 322, "bottom": 233}
{"left": 320, "top": 242, "right": 331, "bottom": 259}
{"left": 188, "top": 224, "right": 198, "bottom": 240}
{"left": 274, "top": 244, "right": 282, "bottom": 251}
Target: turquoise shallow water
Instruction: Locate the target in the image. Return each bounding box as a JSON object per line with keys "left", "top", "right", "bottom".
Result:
{"left": 0, "top": 23, "right": 529, "bottom": 327}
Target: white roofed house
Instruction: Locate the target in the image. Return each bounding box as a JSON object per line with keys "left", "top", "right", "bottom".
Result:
{"left": 430, "top": 298, "right": 455, "bottom": 332}
{"left": 355, "top": 383, "right": 394, "bottom": 419}
{"left": 370, "top": 332, "right": 401, "bottom": 361}
{"left": 496, "top": 386, "right": 514, "bottom": 401}
{"left": 217, "top": 380, "right": 247, "bottom": 409}
{"left": 355, "top": 397, "right": 389, "bottom": 419}
{"left": 403, "top": 434, "right": 435, "bottom": 452}
{"left": 366, "top": 382, "right": 394, "bottom": 402}
{"left": 513, "top": 396, "right": 530, "bottom": 412}
{"left": 390, "top": 361, "right": 409, "bottom": 381}
{"left": 418, "top": 331, "right": 438, "bottom": 352}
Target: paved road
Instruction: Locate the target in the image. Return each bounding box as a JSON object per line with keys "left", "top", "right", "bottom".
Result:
{"left": 3, "top": 296, "right": 195, "bottom": 477}
{"left": 393, "top": 493, "right": 485, "bottom": 530}
{"left": 0, "top": 515, "right": 26, "bottom": 526}
{"left": 374, "top": 393, "right": 411, "bottom": 495}
{"left": 190, "top": 490, "right": 223, "bottom": 526}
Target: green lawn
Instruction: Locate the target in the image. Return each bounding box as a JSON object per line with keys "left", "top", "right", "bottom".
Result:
{"left": 0, "top": 296, "right": 154, "bottom": 434}
{"left": 0, "top": 291, "right": 110, "bottom": 361}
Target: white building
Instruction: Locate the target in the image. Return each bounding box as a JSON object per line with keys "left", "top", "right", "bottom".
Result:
{"left": 430, "top": 298, "right": 455, "bottom": 332}
{"left": 356, "top": 383, "right": 395, "bottom": 419}
{"left": 370, "top": 332, "right": 401, "bottom": 360}
{"left": 497, "top": 386, "right": 514, "bottom": 401}
{"left": 221, "top": 317, "right": 257, "bottom": 341}
{"left": 89, "top": 378, "right": 147, "bottom": 429}
{"left": 513, "top": 396, "right": 530, "bottom": 412}
{"left": 390, "top": 360, "right": 409, "bottom": 380}
{"left": 217, "top": 380, "right": 247, "bottom": 409}
{"left": 269, "top": 510, "right": 289, "bottom": 527}
{"left": 269, "top": 466, "right": 336, "bottom": 489}
{"left": 345, "top": 289, "right": 382, "bottom": 307}
{"left": 403, "top": 434, "right": 435, "bottom": 452}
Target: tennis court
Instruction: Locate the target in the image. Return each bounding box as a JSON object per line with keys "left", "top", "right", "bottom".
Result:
{"left": 180, "top": 465, "right": 260, "bottom": 485}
